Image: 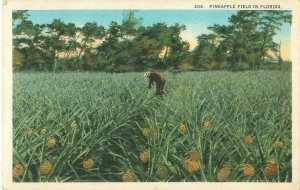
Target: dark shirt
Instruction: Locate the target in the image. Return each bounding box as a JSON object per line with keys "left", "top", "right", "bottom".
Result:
{"left": 148, "top": 72, "right": 165, "bottom": 88}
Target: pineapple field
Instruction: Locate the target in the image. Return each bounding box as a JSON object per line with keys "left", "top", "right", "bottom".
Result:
{"left": 12, "top": 71, "right": 292, "bottom": 182}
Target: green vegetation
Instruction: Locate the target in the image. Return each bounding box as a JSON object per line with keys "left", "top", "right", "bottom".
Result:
{"left": 13, "top": 71, "right": 291, "bottom": 182}
{"left": 12, "top": 10, "right": 291, "bottom": 72}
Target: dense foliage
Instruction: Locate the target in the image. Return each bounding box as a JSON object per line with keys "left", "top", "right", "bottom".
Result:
{"left": 12, "top": 10, "right": 291, "bottom": 72}
{"left": 13, "top": 71, "right": 291, "bottom": 182}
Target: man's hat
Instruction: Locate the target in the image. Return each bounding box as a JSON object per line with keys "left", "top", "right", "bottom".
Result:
{"left": 144, "top": 71, "right": 150, "bottom": 77}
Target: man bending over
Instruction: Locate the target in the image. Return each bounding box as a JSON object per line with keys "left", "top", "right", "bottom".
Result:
{"left": 144, "top": 71, "right": 166, "bottom": 95}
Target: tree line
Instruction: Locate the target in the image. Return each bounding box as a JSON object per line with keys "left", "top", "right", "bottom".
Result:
{"left": 12, "top": 10, "right": 291, "bottom": 72}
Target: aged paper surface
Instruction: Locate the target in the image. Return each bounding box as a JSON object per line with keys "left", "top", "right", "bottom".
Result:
{"left": 2, "top": 0, "right": 300, "bottom": 189}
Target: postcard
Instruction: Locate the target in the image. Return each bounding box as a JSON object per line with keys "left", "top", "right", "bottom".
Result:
{"left": 2, "top": 0, "right": 300, "bottom": 189}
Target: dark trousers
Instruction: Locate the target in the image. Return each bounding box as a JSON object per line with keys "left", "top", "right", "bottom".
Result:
{"left": 155, "top": 80, "right": 165, "bottom": 95}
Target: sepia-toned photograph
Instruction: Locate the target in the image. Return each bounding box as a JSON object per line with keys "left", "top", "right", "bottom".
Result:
{"left": 2, "top": 0, "right": 300, "bottom": 189}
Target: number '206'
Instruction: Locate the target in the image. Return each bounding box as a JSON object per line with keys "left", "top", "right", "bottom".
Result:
{"left": 194, "top": 5, "right": 204, "bottom": 8}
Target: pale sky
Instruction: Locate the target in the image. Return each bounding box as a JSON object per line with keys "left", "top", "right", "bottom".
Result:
{"left": 26, "top": 10, "right": 291, "bottom": 60}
